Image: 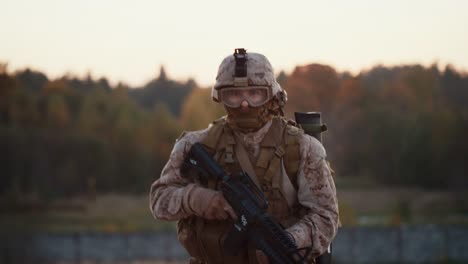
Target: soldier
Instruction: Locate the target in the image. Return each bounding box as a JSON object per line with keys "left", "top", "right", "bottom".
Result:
{"left": 150, "top": 49, "right": 339, "bottom": 263}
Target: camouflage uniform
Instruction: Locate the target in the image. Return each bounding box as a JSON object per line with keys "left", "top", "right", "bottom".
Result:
{"left": 149, "top": 49, "right": 339, "bottom": 263}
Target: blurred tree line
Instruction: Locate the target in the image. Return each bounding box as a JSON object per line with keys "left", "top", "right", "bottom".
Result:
{"left": 1, "top": 65, "right": 189, "bottom": 200}
{"left": 283, "top": 63, "right": 468, "bottom": 190}
{"left": 1, "top": 62, "right": 467, "bottom": 202}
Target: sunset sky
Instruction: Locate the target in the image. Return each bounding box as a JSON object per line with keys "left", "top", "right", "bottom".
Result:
{"left": 1, "top": 0, "right": 467, "bottom": 87}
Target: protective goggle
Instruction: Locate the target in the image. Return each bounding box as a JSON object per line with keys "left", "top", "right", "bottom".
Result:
{"left": 219, "top": 87, "right": 270, "bottom": 108}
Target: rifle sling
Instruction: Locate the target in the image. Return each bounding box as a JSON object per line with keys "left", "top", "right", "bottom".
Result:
{"left": 232, "top": 133, "right": 262, "bottom": 191}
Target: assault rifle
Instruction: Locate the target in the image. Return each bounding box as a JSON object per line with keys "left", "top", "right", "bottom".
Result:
{"left": 184, "top": 142, "right": 311, "bottom": 264}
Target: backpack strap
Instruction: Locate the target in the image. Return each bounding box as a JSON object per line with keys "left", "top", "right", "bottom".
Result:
{"left": 283, "top": 122, "right": 301, "bottom": 190}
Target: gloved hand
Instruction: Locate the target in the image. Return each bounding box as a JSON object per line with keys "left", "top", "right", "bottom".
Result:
{"left": 256, "top": 250, "right": 270, "bottom": 264}
{"left": 255, "top": 231, "right": 296, "bottom": 264}
{"left": 188, "top": 186, "right": 237, "bottom": 220}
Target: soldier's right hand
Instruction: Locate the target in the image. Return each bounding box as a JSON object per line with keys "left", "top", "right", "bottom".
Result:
{"left": 202, "top": 191, "right": 237, "bottom": 220}
{"left": 189, "top": 187, "right": 237, "bottom": 220}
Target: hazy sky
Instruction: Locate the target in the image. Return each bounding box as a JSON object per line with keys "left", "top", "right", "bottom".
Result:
{"left": 1, "top": 0, "right": 467, "bottom": 87}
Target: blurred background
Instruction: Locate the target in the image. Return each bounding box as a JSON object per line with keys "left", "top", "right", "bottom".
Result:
{"left": 1, "top": 0, "right": 467, "bottom": 263}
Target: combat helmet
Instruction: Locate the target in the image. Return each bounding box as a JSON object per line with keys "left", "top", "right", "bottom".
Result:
{"left": 212, "top": 49, "right": 287, "bottom": 108}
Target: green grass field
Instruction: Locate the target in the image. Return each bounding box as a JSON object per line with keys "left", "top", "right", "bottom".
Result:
{"left": 1, "top": 189, "right": 467, "bottom": 234}
{"left": 1, "top": 194, "right": 176, "bottom": 233}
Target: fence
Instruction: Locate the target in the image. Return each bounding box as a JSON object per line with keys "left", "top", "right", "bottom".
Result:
{"left": 2, "top": 226, "right": 468, "bottom": 263}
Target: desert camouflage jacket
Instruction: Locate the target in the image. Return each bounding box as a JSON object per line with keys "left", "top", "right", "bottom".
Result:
{"left": 150, "top": 120, "right": 339, "bottom": 255}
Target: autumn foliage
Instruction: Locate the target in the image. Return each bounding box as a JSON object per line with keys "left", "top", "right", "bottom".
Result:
{"left": 1, "top": 62, "right": 467, "bottom": 200}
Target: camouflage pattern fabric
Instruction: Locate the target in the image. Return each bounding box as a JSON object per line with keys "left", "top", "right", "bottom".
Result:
{"left": 149, "top": 121, "right": 339, "bottom": 256}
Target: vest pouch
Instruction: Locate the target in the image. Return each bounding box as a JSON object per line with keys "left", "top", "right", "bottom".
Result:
{"left": 198, "top": 219, "right": 249, "bottom": 263}
{"left": 265, "top": 188, "right": 292, "bottom": 226}
{"left": 177, "top": 217, "right": 204, "bottom": 260}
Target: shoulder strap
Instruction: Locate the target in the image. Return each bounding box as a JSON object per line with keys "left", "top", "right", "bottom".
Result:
{"left": 259, "top": 118, "right": 301, "bottom": 190}
{"left": 199, "top": 117, "right": 263, "bottom": 190}
{"left": 198, "top": 117, "right": 226, "bottom": 189}
{"left": 283, "top": 121, "right": 301, "bottom": 190}
{"left": 256, "top": 118, "right": 301, "bottom": 208}
{"left": 232, "top": 132, "right": 262, "bottom": 190}
{"left": 200, "top": 117, "right": 226, "bottom": 150}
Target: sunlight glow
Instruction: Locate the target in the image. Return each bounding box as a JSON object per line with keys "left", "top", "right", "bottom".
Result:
{"left": 1, "top": 0, "right": 467, "bottom": 86}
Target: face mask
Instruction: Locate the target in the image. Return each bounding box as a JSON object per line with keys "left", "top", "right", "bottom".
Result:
{"left": 225, "top": 103, "right": 272, "bottom": 133}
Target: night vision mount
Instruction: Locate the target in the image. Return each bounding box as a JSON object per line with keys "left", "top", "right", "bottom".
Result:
{"left": 233, "top": 48, "right": 248, "bottom": 86}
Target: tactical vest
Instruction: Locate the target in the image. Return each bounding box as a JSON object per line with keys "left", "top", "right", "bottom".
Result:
{"left": 177, "top": 116, "right": 307, "bottom": 264}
